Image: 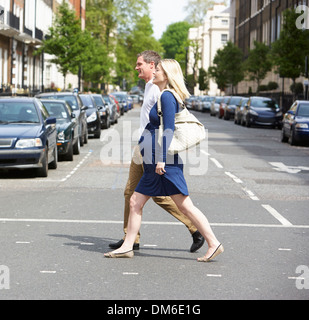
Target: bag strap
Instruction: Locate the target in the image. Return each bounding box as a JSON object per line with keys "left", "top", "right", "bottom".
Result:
{"left": 157, "top": 89, "right": 184, "bottom": 117}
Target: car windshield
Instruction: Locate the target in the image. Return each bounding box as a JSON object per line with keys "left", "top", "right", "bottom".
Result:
{"left": 42, "top": 95, "right": 79, "bottom": 110}
{"left": 43, "top": 102, "right": 70, "bottom": 123}
{"left": 92, "top": 96, "right": 104, "bottom": 106}
{"left": 298, "top": 103, "right": 309, "bottom": 117}
{"left": 112, "top": 94, "right": 126, "bottom": 102}
{"left": 0, "top": 102, "right": 40, "bottom": 124}
{"left": 229, "top": 97, "right": 242, "bottom": 105}
{"left": 251, "top": 98, "right": 278, "bottom": 109}
{"left": 80, "top": 95, "right": 94, "bottom": 108}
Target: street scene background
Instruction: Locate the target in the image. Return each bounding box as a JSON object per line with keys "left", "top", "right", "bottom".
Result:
{"left": 1, "top": 107, "right": 308, "bottom": 300}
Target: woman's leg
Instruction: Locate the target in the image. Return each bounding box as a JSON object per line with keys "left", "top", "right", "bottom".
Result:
{"left": 108, "top": 192, "right": 150, "bottom": 254}
{"left": 170, "top": 194, "right": 221, "bottom": 259}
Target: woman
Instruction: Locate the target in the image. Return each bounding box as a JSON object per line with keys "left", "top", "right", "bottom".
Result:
{"left": 104, "top": 59, "right": 223, "bottom": 262}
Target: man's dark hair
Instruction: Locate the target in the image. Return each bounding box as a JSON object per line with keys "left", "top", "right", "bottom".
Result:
{"left": 137, "top": 50, "right": 161, "bottom": 67}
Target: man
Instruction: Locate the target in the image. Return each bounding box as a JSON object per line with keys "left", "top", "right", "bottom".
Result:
{"left": 109, "top": 51, "right": 204, "bottom": 252}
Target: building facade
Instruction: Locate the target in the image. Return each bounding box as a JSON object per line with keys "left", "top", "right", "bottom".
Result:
{"left": 0, "top": 0, "right": 85, "bottom": 95}
{"left": 188, "top": 4, "right": 230, "bottom": 96}
{"left": 230, "top": 0, "right": 309, "bottom": 95}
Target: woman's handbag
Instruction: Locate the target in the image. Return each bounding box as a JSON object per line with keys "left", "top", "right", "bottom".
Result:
{"left": 157, "top": 89, "right": 206, "bottom": 155}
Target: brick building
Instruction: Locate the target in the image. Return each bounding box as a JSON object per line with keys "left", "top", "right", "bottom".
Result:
{"left": 230, "top": 0, "right": 309, "bottom": 96}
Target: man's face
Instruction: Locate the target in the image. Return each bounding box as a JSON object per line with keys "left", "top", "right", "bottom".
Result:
{"left": 135, "top": 56, "right": 155, "bottom": 81}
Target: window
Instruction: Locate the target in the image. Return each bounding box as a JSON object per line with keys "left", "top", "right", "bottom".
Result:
{"left": 221, "top": 34, "right": 228, "bottom": 44}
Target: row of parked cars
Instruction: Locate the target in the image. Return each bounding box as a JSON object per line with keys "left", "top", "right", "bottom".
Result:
{"left": 186, "top": 95, "right": 309, "bottom": 146}
{"left": 0, "top": 91, "right": 134, "bottom": 177}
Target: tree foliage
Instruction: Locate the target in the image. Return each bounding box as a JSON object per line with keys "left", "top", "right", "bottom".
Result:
{"left": 37, "top": 1, "right": 85, "bottom": 86}
{"left": 245, "top": 41, "right": 272, "bottom": 93}
{"left": 271, "top": 8, "right": 309, "bottom": 84}
{"left": 209, "top": 41, "right": 244, "bottom": 93}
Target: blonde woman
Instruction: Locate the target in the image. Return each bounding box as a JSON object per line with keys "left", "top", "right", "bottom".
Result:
{"left": 104, "top": 59, "right": 223, "bottom": 262}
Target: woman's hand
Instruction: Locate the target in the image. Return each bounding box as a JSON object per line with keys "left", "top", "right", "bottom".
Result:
{"left": 156, "top": 162, "right": 166, "bottom": 175}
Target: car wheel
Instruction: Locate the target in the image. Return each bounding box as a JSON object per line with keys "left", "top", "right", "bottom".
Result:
{"left": 49, "top": 146, "right": 58, "bottom": 169}
{"left": 246, "top": 116, "right": 251, "bottom": 127}
{"left": 37, "top": 150, "right": 48, "bottom": 177}
{"left": 73, "top": 137, "right": 80, "bottom": 155}
{"left": 289, "top": 128, "right": 297, "bottom": 146}
{"left": 281, "top": 127, "right": 288, "bottom": 143}
{"left": 64, "top": 141, "right": 74, "bottom": 161}
{"left": 94, "top": 128, "right": 101, "bottom": 139}
{"left": 84, "top": 131, "right": 88, "bottom": 144}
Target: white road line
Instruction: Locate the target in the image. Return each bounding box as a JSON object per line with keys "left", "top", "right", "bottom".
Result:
{"left": 210, "top": 158, "right": 223, "bottom": 169}
{"left": 262, "top": 204, "right": 293, "bottom": 227}
{"left": 225, "top": 172, "right": 243, "bottom": 184}
{"left": 1, "top": 218, "right": 308, "bottom": 228}
{"left": 242, "top": 187, "right": 260, "bottom": 201}
{"left": 61, "top": 150, "right": 92, "bottom": 182}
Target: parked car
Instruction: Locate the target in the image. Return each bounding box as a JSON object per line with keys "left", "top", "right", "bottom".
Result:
{"left": 218, "top": 96, "right": 231, "bottom": 119}
{"left": 203, "top": 96, "right": 215, "bottom": 113}
{"left": 90, "top": 94, "right": 111, "bottom": 129}
{"left": 41, "top": 99, "right": 80, "bottom": 160}
{"left": 102, "top": 95, "right": 118, "bottom": 124}
{"left": 234, "top": 97, "right": 249, "bottom": 125}
{"left": 224, "top": 96, "right": 244, "bottom": 120}
{"left": 79, "top": 94, "right": 101, "bottom": 138}
{"left": 109, "top": 95, "right": 121, "bottom": 118}
{"left": 36, "top": 92, "right": 88, "bottom": 146}
{"left": 0, "top": 97, "right": 57, "bottom": 177}
{"left": 281, "top": 100, "right": 309, "bottom": 145}
{"left": 210, "top": 96, "right": 223, "bottom": 116}
{"left": 242, "top": 96, "right": 282, "bottom": 128}
{"left": 111, "top": 92, "right": 131, "bottom": 113}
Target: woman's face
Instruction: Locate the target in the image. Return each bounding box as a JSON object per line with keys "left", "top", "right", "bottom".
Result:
{"left": 153, "top": 64, "right": 167, "bottom": 87}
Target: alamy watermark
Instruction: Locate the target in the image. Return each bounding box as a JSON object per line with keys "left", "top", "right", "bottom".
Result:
{"left": 295, "top": 5, "right": 309, "bottom": 29}
{"left": 99, "top": 121, "right": 209, "bottom": 176}
{"left": 0, "top": 265, "right": 10, "bottom": 290}
{"left": 295, "top": 265, "right": 309, "bottom": 290}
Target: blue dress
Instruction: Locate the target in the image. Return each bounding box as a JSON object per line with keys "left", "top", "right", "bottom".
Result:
{"left": 135, "top": 91, "right": 189, "bottom": 196}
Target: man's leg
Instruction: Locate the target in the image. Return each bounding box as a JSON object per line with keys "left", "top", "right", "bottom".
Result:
{"left": 153, "top": 196, "right": 205, "bottom": 252}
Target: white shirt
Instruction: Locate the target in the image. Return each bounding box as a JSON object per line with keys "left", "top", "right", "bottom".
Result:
{"left": 139, "top": 79, "right": 160, "bottom": 136}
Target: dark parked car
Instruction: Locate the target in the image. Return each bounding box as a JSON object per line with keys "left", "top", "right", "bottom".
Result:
{"left": 234, "top": 97, "right": 249, "bottom": 125}
{"left": 281, "top": 100, "right": 309, "bottom": 145}
{"left": 79, "top": 94, "right": 101, "bottom": 139}
{"left": 41, "top": 99, "right": 80, "bottom": 160}
{"left": 0, "top": 97, "right": 57, "bottom": 177}
{"left": 242, "top": 96, "right": 282, "bottom": 128}
{"left": 36, "top": 92, "right": 88, "bottom": 146}
{"left": 90, "top": 94, "right": 111, "bottom": 129}
{"left": 224, "top": 96, "right": 244, "bottom": 120}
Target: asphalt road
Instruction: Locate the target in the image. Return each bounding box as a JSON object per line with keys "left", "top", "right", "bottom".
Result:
{"left": 1, "top": 106, "right": 309, "bottom": 302}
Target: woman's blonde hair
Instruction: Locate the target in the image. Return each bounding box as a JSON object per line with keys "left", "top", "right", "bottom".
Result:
{"left": 160, "top": 59, "right": 191, "bottom": 102}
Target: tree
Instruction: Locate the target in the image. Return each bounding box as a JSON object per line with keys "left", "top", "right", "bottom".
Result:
{"left": 245, "top": 41, "right": 272, "bottom": 94}
{"left": 160, "top": 22, "right": 192, "bottom": 59}
{"left": 37, "top": 1, "right": 85, "bottom": 89}
{"left": 198, "top": 68, "right": 209, "bottom": 93}
{"left": 271, "top": 8, "right": 309, "bottom": 95}
{"left": 209, "top": 41, "right": 244, "bottom": 94}
{"left": 184, "top": 0, "right": 215, "bottom": 26}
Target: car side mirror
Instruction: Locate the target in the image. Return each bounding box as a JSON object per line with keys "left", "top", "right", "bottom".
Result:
{"left": 71, "top": 112, "right": 76, "bottom": 119}
{"left": 46, "top": 117, "right": 56, "bottom": 125}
